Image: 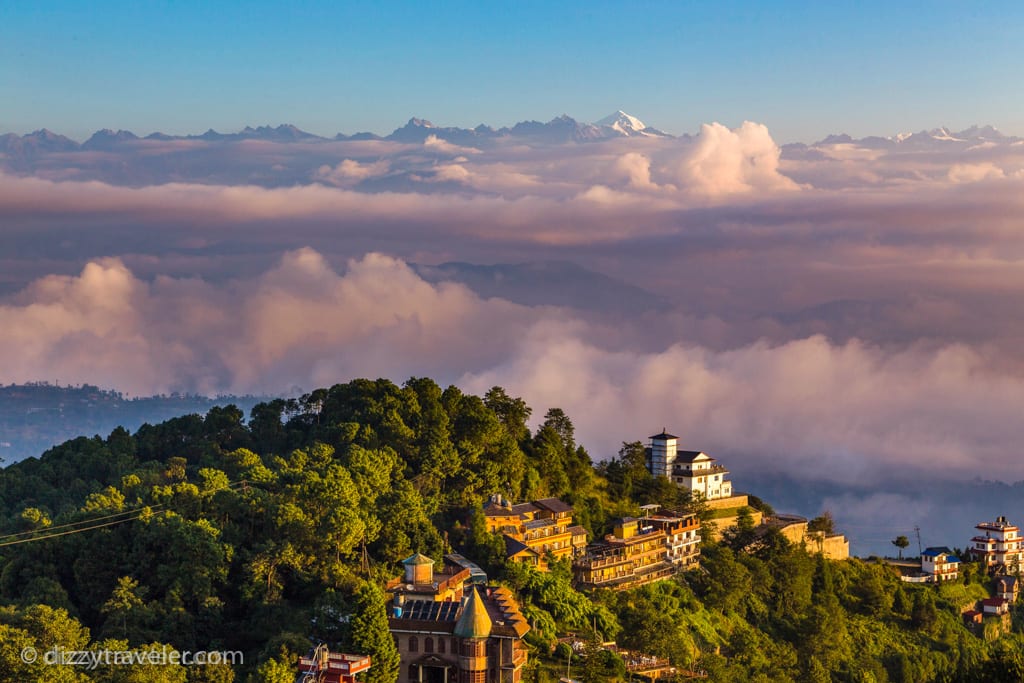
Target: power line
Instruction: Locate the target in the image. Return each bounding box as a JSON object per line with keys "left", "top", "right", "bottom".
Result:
{"left": 0, "top": 515, "right": 155, "bottom": 548}
{"left": 0, "top": 506, "right": 164, "bottom": 542}
{"left": 0, "top": 480, "right": 248, "bottom": 548}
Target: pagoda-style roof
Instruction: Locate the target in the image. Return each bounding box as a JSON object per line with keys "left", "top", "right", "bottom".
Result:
{"left": 402, "top": 553, "right": 435, "bottom": 566}
{"left": 675, "top": 450, "right": 714, "bottom": 463}
{"left": 650, "top": 430, "right": 679, "bottom": 440}
{"left": 454, "top": 587, "right": 492, "bottom": 639}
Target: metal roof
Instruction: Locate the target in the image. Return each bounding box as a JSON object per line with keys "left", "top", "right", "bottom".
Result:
{"left": 400, "top": 599, "right": 461, "bottom": 622}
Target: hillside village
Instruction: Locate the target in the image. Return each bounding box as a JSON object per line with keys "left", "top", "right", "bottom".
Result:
{"left": 0, "top": 380, "right": 1020, "bottom": 682}
{"left": 301, "top": 428, "right": 1021, "bottom": 683}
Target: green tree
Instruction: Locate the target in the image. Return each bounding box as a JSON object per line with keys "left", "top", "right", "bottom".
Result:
{"left": 891, "top": 585, "right": 911, "bottom": 617}
{"left": 89, "top": 639, "right": 189, "bottom": 682}
{"left": 578, "top": 629, "right": 605, "bottom": 683}
{"left": 254, "top": 646, "right": 299, "bottom": 683}
{"left": 102, "top": 576, "right": 147, "bottom": 640}
{"left": 723, "top": 507, "right": 757, "bottom": 551}
{"left": 483, "top": 387, "right": 532, "bottom": 444}
{"left": 19, "top": 507, "right": 52, "bottom": 530}
{"left": 892, "top": 535, "right": 910, "bottom": 560}
{"left": 0, "top": 624, "right": 39, "bottom": 682}
{"left": 348, "top": 582, "right": 399, "bottom": 683}
{"left": 910, "top": 589, "right": 937, "bottom": 631}
{"left": 807, "top": 511, "right": 835, "bottom": 535}
{"left": 599, "top": 441, "right": 652, "bottom": 503}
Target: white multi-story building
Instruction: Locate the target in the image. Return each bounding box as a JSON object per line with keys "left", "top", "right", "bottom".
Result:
{"left": 920, "top": 547, "right": 960, "bottom": 581}
{"left": 969, "top": 516, "right": 1022, "bottom": 572}
{"left": 646, "top": 430, "right": 732, "bottom": 500}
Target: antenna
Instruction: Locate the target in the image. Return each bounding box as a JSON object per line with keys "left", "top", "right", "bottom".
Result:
{"left": 914, "top": 525, "right": 922, "bottom": 555}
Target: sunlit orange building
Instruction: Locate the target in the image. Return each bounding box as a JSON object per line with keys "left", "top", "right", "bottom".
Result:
{"left": 482, "top": 495, "right": 587, "bottom": 570}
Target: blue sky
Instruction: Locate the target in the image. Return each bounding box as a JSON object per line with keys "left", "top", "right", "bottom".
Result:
{"left": 2, "top": 0, "right": 1023, "bottom": 142}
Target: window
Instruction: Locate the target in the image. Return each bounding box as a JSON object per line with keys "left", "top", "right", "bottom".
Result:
{"left": 425, "top": 637, "right": 434, "bottom": 654}
{"left": 439, "top": 638, "right": 446, "bottom": 654}
{"left": 409, "top": 636, "right": 418, "bottom": 653}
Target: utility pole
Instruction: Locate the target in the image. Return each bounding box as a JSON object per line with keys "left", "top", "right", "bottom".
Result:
{"left": 914, "top": 526, "right": 922, "bottom": 555}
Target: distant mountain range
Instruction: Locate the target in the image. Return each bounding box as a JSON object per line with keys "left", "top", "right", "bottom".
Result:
{"left": 3, "top": 114, "right": 1016, "bottom": 156}
{"left": 782, "top": 124, "right": 1018, "bottom": 155}
{"left": 0, "top": 111, "right": 673, "bottom": 156}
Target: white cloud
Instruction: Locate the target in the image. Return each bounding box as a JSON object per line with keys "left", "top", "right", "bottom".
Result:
{"left": 673, "top": 121, "right": 801, "bottom": 196}
{"left": 948, "top": 162, "right": 1005, "bottom": 183}
{"left": 461, "top": 329, "right": 1024, "bottom": 484}
{"left": 423, "top": 134, "right": 482, "bottom": 156}
{"left": 314, "top": 159, "right": 391, "bottom": 186}
{"left": 611, "top": 152, "right": 660, "bottom": 190}
{"left": 0, "top": 250, "right": 546, "bottom": 396}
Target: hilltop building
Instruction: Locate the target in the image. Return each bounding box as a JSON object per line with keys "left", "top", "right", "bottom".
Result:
{"left": 645, "top": 430, "right": 762, "bottom": 540}
{"left": 573, "top": 509, "right": 700, "bottom": 591}
{"left": 646, "top": 431, "right": 732, "bottom": 499}
{"left": 481, "top": 495, "right": 587, "bottom": 570}
{"left": 386, "top": 553, "right": 530, "bottom": 683}
{"left": 968, "top": 516, "right": 1022, "bottom": 573}
{"left": 920, "top": 547, "right": 960, "bottom": 581}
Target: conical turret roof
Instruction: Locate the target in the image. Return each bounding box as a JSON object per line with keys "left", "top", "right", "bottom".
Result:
{"left": 402, "top": 552, "right": 435, "bottom": 566}
{"left": 454, "top": 587, "right": 492, "bottom": 639}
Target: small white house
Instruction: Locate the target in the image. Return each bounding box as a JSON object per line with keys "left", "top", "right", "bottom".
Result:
{"left": 920, "top": 547, "right": 960, "bottom": 581}
{"left": 981, "top": 597, "right": 1010, "bottom": 615}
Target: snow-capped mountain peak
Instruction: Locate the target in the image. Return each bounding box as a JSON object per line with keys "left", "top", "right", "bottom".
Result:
{"left": 926, "top": 127, "right": 965, "bottom": 142}
{"left": 596, "top": 110, "right": 647, "bottom": 132}
{"left": 594, "top": 110, "right": 668, "bottom": 137}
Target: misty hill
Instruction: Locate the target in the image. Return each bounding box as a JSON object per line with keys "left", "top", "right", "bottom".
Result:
{"left": 411, "top": 260, "right": 668, "bottom": 313}
{"left": 0, "top": 383, "right": 262, "bottom": 463}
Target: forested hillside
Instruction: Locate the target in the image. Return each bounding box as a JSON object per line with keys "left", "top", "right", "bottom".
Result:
{"left": 0, "top": 378, "right": 1020, "bottom": 682}
{"left": 0, "top": 383, "right": 262, "bottom": 463}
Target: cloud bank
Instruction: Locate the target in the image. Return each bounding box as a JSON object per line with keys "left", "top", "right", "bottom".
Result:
{"left": 4, "top": 118, "right": 1024, "bottom": 502}
{"left": 3, "top": 249, "right": 1024, "bottom": 491}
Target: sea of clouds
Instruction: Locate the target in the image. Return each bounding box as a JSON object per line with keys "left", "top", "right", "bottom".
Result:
{"left": 3, "top": 120, "right": 1024, "bottom": 552}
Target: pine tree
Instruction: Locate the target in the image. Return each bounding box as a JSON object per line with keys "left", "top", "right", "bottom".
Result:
{"left": 349, "top": 581, "right": 399, "bottom": 683}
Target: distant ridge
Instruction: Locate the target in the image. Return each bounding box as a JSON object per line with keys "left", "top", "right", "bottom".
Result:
{"left": 0, "top": 383, "right": 264, "bottom": 463}
{"left": 3, "top": 119, "right": 1019, "bottom": 155}
{"left": 0, "top": 111, "right": 676, "bottom": 150}
{"left": 791, "top": 125, "right": 1015, "bottom": 151}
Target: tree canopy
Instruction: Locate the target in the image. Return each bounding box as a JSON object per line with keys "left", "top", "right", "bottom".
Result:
{"left": 0, "top": 377, "right": 1019, "bottom": 682}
